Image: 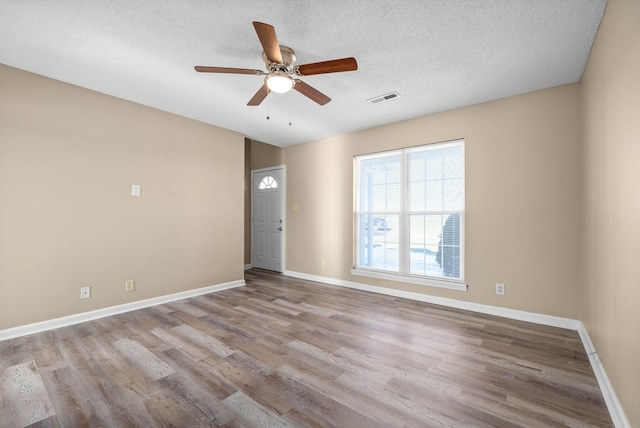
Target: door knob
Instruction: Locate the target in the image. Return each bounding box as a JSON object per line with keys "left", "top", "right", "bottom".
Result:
{"left": 278, "top": 227, "right": 283, "bottom": 231}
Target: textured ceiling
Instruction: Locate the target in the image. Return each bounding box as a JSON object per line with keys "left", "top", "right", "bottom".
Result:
{"left": 0, "top": 0, "right": 607, "bottom": 147}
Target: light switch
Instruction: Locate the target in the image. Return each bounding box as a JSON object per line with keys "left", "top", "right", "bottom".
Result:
{"left": 131, "top": 185, "right": 141, "bottom": 196}
{"left": 291, "top": 204, "right": 299, "bottom": 212}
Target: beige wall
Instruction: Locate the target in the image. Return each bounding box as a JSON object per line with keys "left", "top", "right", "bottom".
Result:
{"left": 581, "top": 0, "right": 640, "bottom": 425}
{"left": 250, "top": 139, "right": 284, "bottom": 171}
{"left": 0, "top": 65, "right": 245, "bottom": 330}
{"left": 284, "top": 84, "right": 582, "bottom": 318}
{"left": 243, "top": 139, "right": 284, "bottom": 265}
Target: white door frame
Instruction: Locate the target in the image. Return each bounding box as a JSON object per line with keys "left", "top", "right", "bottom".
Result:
{"left": 251, "top": 165, "right": 286, "bottom": 272}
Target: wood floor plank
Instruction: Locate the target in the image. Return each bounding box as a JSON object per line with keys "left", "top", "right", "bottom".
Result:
{"left": 0, "top": 269, "right": 614, "bottom": 427}
{"left": 55, "top": 336, "right": 145, "bottom": 426}
{"left": 0, "top": 361, "right": 55, "bottom": 427}
{"left": 166, "top": 300, "right": 211, "bottom": 318}
{"left": 279, "top": 363, "right": 407, "bottom": 427}
{"left": 113, "top": 338, "right": 176, "bottom": 381}
{"left": 223, "top": 390, "right": 293, "bottom": 428}
{"left": 150, "top": 326, "right": 208, "bottom": 361}
{"left": 172, "top": 323, "right": 236, "bottom": 358}
{"left": 38, "top": 367, "right": 93, "bottom": 427}
{"left": 144, "top": 386, "right": 210, "bottom": 427}
{"left": 233, "top": 304, "right": 293, "bottom": 327}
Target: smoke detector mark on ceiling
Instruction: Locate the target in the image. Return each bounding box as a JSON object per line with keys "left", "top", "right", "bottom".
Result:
{"left": 367, "top": 92, "right": 400, "bottom": 104}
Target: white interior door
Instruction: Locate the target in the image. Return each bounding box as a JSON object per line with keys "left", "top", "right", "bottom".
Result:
{"left": 251, "top": 166, "right": 285, "bottom": 272}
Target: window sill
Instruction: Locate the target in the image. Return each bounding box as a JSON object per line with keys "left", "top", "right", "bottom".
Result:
{"left": 350, "top": 268, "right": 468, "bottom": 292}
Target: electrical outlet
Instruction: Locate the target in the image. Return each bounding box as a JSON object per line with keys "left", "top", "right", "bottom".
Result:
{"left": 80, "top": 286, "right": 91, "bottom": 299}
{"left": 321, "top": 261, "right": 326, "bottom": 269}
{"left": 125, "top": 280, "right": 135, "bottom": 292}
{"left": 496, "top": 283, "right": 505, "bottom": 295}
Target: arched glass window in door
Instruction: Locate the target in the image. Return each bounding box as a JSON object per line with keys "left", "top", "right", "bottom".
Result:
{"left": 258, "top": 176, "right": 278, "bottom": 190}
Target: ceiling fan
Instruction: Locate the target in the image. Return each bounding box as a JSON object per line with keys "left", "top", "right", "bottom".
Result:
{"left": 194, "top": 22, "right": 358, "bottom": 106}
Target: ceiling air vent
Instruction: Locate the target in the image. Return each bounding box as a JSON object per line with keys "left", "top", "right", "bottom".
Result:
{"left": 367, "top": 92, "right": 400, "bottom": 104}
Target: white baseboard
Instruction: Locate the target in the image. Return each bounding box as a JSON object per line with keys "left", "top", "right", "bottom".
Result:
{"left": 284, "top": 269, "right": 629, "bottom": 427}
{"left": 284, "top": 270, "right": 579, "bottom": 330}
{"left": 0, "top": 279, "right": 245, "bottom": 342}
{"left": 577, "top": 323, "right": 630, "bottom": 428}
{"left": 244, "top": 264, "right": 253, "bottom": 270}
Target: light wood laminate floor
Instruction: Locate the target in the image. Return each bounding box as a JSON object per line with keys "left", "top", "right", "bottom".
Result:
{"left": 0, "top": 269, "right": 612, "bottom": 427}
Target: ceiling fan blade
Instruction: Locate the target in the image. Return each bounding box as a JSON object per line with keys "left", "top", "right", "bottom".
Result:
{"left": 253, "top": 22, "right": 283, "bottom": 64}
{"left": 297, "top": 57, "right": 358, "bottom": 76}
{"left": 194, "top": 66, "right": 264, "bottom": 75}
{"left": 247, "top": 84, "right": 270, "bottom": 106}
{"left": 293, "top": 80, "right": 331, "bottom": 105}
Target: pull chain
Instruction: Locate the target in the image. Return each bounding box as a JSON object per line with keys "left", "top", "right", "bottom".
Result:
{"left": 266, "top": 90, "right": 270, "bottom": 120}
{"left": 288, "top": 90, "right": 292, "bottom": 126}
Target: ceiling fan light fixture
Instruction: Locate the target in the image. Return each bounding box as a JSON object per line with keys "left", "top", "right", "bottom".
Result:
{"left": 266, "top": 72, "right": 294, "bottom": 93}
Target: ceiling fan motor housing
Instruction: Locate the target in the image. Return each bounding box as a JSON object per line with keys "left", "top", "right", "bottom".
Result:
{"left": 263, "top": 45, "right": 296, "bottom": 74}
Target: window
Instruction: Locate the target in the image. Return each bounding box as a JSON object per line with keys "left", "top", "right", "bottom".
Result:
{"left": 353, "top": 139, "right": 465, "bottom": 291}
{"left": 258, "top": 176, "right": 278, "bottom": 190}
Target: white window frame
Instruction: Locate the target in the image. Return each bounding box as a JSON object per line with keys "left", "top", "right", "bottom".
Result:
{"left": 352, "top": 139, "right": 467, "bottom": 292}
